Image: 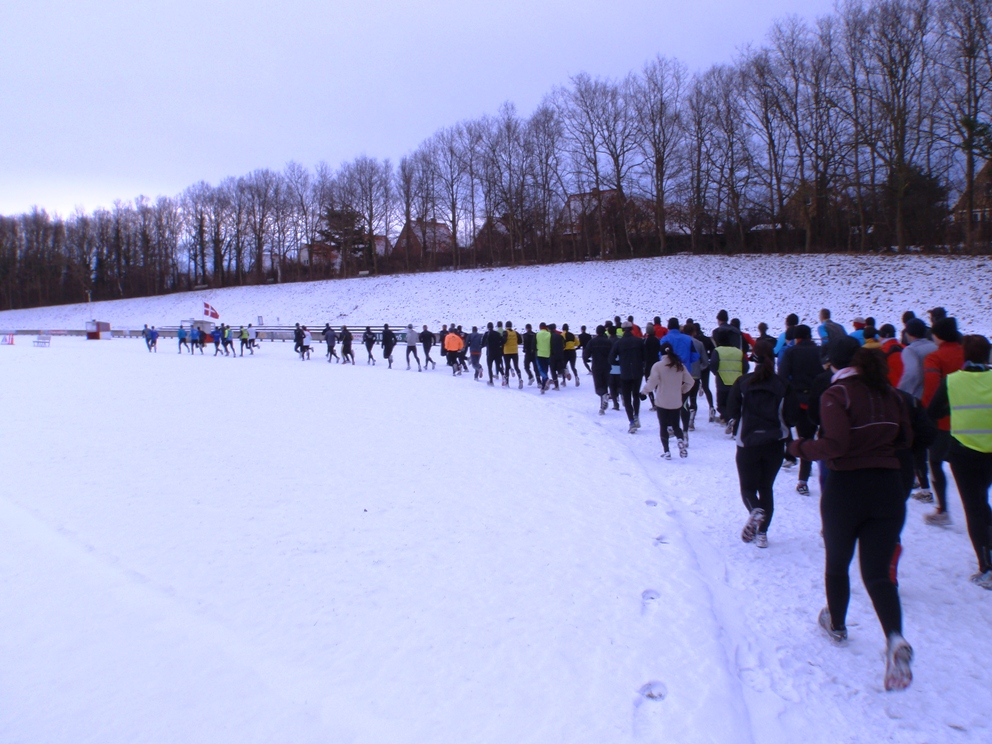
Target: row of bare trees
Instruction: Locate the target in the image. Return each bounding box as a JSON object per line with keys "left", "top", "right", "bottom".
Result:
{"left": 3, "top": 0, "right": 992, "bottom": 311}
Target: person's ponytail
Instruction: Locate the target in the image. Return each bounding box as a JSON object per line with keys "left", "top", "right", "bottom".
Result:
{"left": 751, "top": 339, "right": 776, "bottom": 383}
{"left": 852, "top": 348, "right": 890, "bottom": 392}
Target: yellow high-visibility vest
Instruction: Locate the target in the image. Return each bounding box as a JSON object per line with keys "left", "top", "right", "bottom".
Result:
{"left": 948, "top": 369, "right": 992, "bottom": 453}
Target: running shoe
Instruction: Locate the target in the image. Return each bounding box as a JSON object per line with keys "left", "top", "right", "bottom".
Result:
{"left": 924, "top": 510, "right": 951, "bottom": 526}
{"left": 818, "top": 607, "right": 847, "bottom": 643}
{"left": 884, "top": 634, "right": 913, "bottom": 691}
{"left": 796, "top": 482, "right": 810, "bottom": 497}
{"left": 661, "top": 451, "right": 672, "bottom": 460}
{"left": 754, "top": 533, "right": 768, "bottom": 549}
{"left": 911, "top": 489, "right": 934, "bottom": 503}
{"left": 970, "top": 570, "right": 992, "bottom": 590}
{"left": 741, "top": 508, "right": 765, "bottom": 543}
{"left": 677, "top": 439, "right": 687, "bottom": 458}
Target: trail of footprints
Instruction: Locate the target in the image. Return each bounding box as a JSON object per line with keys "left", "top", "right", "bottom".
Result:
{"left": 637, "top": 494, "right": 670, "bottom": 712}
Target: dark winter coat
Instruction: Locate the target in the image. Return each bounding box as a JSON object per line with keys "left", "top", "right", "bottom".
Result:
{"left": 778, "top": 339, "right": 823, "bottom": 405}
{"left": 727, "top": 372, "right": 799, "bottom": 448}
{"left": 609, "top": 334, "right": 645, "bottom": 381}
{"left": 790, "top": 374, "right": 912, "bottom": 471}
{"left": 713, "top": 322, "right": 743, "bottom": 350}
{"left": 643, "top": 334, "right": 661, "bottom": 377}
{"left": 523, "top": 330, "right": 537, "bottom": 357}
{"left": 483, "top": 330, "right": 503, "bottom": 354}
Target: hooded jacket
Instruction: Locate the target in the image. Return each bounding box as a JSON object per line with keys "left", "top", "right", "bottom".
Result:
{"left": 641, "top": 357, "right": 694, "bottom": 409}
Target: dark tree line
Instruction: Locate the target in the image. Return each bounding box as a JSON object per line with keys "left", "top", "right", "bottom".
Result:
{"left": 3, "top": 0, "right": 992, "bottom": 311}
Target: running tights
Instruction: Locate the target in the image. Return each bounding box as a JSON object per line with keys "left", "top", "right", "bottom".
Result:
{"left": 821, "top": 468, "right": 905, "bottom": 637}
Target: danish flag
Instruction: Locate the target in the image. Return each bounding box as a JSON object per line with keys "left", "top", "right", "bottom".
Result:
{"left": 203, "top": 302, "right": 220, "bottom": 319}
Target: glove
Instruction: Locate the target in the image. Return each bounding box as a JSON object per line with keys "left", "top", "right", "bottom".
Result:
{"left": 639, "top": 393, "right": 648, "bottom": 401}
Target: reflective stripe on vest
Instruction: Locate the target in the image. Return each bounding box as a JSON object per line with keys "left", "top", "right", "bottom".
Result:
{"left": 716, "top": 347, "right": 744, "bottom": 386}
{"left": 947, "top": 370, "right": 992, "bottom": 453}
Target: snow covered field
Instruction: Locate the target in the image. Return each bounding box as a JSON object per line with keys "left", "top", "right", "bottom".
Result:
{"left": 0, "top": 253, "right": 990, "bottom": 338}
{"left": 2, "top": 257, "right": 991, "bottom": 743}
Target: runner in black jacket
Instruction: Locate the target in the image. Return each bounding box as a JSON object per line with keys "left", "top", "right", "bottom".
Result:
{"left": 587, "top": 326, "right": 613, "bottom": 414}
{"left": 609, "top": 323, "right": 645, "bottom": 432}
{"left": 419, "top": 326, "right": 436, "bottom": 369}
{"left": 728, "top": 339, "right": 799, "bottom": 547}
{"left": 482, "top": 322, "right": 503, "bottom": 386}
{"left": 362, "top": 327, "right": 377, "bottom": 365}
{"left": 523, "top": 324, "right": 537, "bottom": 384}
{"left": 778, "top": 325, "right": 825, "bottom": 495}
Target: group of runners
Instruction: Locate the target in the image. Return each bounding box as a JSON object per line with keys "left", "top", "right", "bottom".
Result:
{"left": 143, "top": 305, "right": 992, "bottom": 694}
{"left": 143, "top": 323, "right": 259, "bottom": 357}
{"left": 311, "top": 307, "right": 991, "bottom": 694}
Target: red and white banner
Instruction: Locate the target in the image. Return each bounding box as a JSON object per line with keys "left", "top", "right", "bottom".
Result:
{"left": 203, "top": 302, "right": 220, "bottom": 319}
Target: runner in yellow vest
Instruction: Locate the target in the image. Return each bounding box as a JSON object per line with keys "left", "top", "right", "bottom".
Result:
{"left": 927, "top": 334, "right": 992, "bottom": 589}
{"left": 710, "top": 333, "right": 747, "bottom": 426}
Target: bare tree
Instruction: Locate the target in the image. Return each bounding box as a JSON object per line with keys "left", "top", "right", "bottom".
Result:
{"left": 937, "top": 0, "right": 992, "bottom": 250}
{"left": 634, "top": 56, "right": 687, "bottom": 254}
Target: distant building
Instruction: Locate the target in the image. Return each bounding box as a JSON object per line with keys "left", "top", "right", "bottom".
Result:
{"left": 299, "top": 243, "right": 341, "bottom": 270}
{"left": 951, "top": 160, "right": 992, "bottom": 241}
{"left": 393, "top": 220, "right": 455, "bottom": 260}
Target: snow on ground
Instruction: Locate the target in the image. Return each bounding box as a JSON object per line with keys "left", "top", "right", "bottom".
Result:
{"left": 2, "top": 257, "right": 991, "bottom": 742}
{"left": 1, "top": 253, "right": 990, "bottom": 337}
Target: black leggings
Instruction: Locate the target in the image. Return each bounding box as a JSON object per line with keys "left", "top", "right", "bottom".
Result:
{"left": 621, "top": 379, "right": 641, "bottom": 422}
{"left": 406, "top": 346, "right": 420, "bottom": 365}
{"left": 735, "top": 440, "right": 785, "bottom": 533}
{"left": 949, "top": 442, "right": 992, "bottom": 573}
{"left": 609, "top": 374, "right": 621, "bottom": 404}
{"left": 422, "top": 344, "right": 434, "bottom": 365}
{"left": 487, "top": 353, "right": 501, "bottom": 382}
{"left": 564, "top": 349, "right": 578, "bottom": 377}
{"left": 821, "top": 468, "right": 906, "bottom": 637}
{"left": 796, "top": 409, "right": 817, "bottom": 482}
{"left": 657, "top": 407, "right": 683, "bottom": 452}
{"left": 687, "top": 379, "right": 700, "bottom": 411}
{"left": 503, "top": 353, "right": 520, "bottom": 379}
{"left": 680, "top": 393, "right": 692, "bottom": 433}
{"left": 699, "top": 368, "right": 715, "bottom": 408}
{"left": 930, "top": 430, "right": 952, "bottom": 512}
{"left": 524, "top": 353, "right": 537, "bottom": 380}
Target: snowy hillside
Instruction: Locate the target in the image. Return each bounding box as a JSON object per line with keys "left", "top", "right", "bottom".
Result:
{"left": 1, "top": 253, "right": 990, "bottom": 336}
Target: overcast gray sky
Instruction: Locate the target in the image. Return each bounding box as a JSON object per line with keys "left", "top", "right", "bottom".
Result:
{"left": 0, "top": 0, "right": 836, "bottom": 216}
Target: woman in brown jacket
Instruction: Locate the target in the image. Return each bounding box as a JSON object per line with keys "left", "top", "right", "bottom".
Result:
{"left": 641, "top": 343, "right": 695, "bottom": 459}
{"left": 789, "top": 339, "right": 915, "bottom": 692}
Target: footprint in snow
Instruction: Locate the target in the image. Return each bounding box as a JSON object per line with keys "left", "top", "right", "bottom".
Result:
{"left": 637, "top": 680, "right": 668, "bottom": 701}
{"left": 645, "top": 500, "right": 657, "bottom": 507}
{"left": 641, "top": 589, "right": 660, "bottom": 614}
{"left": 653, "top": 535, "right": 668, "bottom": 545}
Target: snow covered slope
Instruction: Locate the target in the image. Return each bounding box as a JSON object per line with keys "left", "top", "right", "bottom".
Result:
{"left": 2, "top": 255, "right": 991, "bottom": 742}
{"left": 1, "top": 253, "right": 989, "bottom": 336}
